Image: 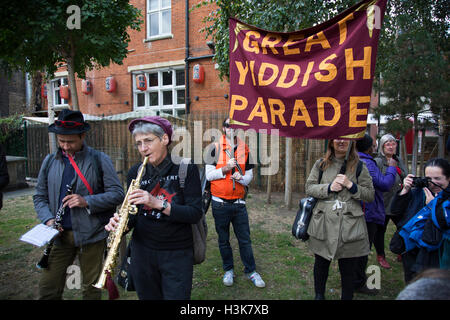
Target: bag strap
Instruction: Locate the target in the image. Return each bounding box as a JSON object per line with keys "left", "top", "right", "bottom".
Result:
{"left": 178, "top": 158, "right": 190, "bottom": 189}
{"left": 66, "top": 153, "right": 94, "bottom": 195}
{"left": 318, "top": 159, "right": 324, "bottom": 183}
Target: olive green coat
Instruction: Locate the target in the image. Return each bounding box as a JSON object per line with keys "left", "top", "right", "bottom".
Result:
{"left": 305, "top": 157, "right": 375, "bottom": 261}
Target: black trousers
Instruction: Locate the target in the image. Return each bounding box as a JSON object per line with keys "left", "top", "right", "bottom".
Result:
{"left": 130, "top": 240, "right": 194, "bottom": 300}
{"left": 313, "top": 254, "right": 358, "bottom": 300}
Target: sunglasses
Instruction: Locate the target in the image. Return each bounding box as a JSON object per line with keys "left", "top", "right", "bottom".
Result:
{"left": 55, "top": 120, "right": 84, "bottom": 128}
{"left": 223, "top": 122, "right": 230, "bottom": 128}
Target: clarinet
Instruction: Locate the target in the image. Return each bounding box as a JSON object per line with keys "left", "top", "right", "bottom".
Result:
{"left": 36, "top": 185, "right": 73, "bottom": 269}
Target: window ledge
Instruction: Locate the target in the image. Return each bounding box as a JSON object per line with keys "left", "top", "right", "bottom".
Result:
{"left": 143, "top": 34, "right": 174, "bottom": 42}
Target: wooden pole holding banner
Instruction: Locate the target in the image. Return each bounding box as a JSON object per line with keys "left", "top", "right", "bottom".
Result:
{"left": 285, "top": 137, "right": 292, "bottom": 209}
{"left": 266, "top": 175, "right": 272, "bottom": 204}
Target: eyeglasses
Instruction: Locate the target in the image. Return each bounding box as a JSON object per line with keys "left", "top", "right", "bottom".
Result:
{"left": 55, "top": 120, "right": 83, "bottom": 128}
{"left": 134, "top": 137, "right": 158, "bottom": 149}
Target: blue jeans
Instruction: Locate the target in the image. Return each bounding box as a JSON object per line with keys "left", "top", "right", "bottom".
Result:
{"left": 212, "top": 200, "right": 256, "bottom": 274}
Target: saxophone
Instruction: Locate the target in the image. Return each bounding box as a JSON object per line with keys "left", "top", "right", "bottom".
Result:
{"left": 93, "top": 156, "right": 148, "bottom": 290}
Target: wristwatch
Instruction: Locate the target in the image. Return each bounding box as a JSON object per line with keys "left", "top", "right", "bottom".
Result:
{"left": 161, "top": 199, "right": 169, "bottom": 211}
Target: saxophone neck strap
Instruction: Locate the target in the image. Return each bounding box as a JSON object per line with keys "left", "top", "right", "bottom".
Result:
{"left": 66, "top": 153, "right": 94, "bottom": 195}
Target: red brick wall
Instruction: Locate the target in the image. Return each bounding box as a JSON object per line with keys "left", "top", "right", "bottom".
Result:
{"left": 47, "top": 0, "right": 229, "bottom": 117}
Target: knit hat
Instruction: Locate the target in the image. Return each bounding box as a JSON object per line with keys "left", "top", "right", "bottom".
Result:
{"left": 128, "top": 116, "right": 173, "bottom": 145}
{"left": 356, "top": 134, "right": 373, "bottom": 152}
{"left": 379, "top": 134, "right": 396, "bottom": 156}
{"left": 48, "top": 109, "right": 90, "bottom": 135}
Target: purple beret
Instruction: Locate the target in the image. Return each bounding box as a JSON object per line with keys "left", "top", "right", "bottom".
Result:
{"left": 128, "top": 116, "right": 173, "bottom": 145}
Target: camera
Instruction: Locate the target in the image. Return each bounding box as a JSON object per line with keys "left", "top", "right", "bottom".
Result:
{"left": 412, "top": 176, "right": 431, "bottom": 189}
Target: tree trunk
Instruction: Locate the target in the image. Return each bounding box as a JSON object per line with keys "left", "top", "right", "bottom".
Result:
{"left": 419, "top": 128, "right": 425, "bottom": 176}
{"left": 438, "top": 110, "right": 445, "bottom": 158}
{"left": 411, "top": 113, "right": 419, "bottom": 176}
{"left": 66, "top": 57, "right": 79, "bottom": 111}
{"left": 46, "top": 77, "right": 57, "bottom": 153}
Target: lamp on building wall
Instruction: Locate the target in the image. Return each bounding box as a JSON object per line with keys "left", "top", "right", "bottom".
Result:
{"left": 105, "top": 76, "right": 117, "bottom": 93}
{"left": 136, "top": 74, "right": 147, "bottom": 91}
{"left": 59, "top": 85, "right": 70, "bottom": 100}
{"left": 81, "top": 79, "right": 93, "bottom": 95}
{"left": 193, "top": 64, "right": 204, "bottom": 84}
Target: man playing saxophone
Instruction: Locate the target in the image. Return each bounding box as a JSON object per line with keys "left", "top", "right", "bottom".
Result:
{"left": 105, "top": 116, "right": 202, "bottom": 300}
{"left": 33, "top": 110, "right": 124, "bottom": 300}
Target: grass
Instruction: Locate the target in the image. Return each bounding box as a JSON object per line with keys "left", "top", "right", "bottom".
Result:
{"left": 0, "top": 190, "right": 406, "bottom": 300}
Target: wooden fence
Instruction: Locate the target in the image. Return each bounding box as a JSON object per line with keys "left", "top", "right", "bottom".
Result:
{"left": 25, "top": 112, "right": 325, "bottom": 193}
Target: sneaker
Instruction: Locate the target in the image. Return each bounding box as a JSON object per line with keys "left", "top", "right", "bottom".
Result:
{"left": 223, "top": 270, "right": 234, "bottom": 286}
{"left": 377, "top": 255, "right": 392, "bottom": 269}
{"left": 247, "top": 271, "right": 265, "bottom": 288}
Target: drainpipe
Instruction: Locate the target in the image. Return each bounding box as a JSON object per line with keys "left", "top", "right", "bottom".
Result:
{"left": 185, "top": 0, "right": 190, "bottom": 115}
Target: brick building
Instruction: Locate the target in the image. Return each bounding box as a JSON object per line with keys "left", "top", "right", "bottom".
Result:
{"left": 41, "top": 0, "right": 229, "bottom": 118}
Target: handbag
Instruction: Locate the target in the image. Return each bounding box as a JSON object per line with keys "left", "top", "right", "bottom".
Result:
{"left": 292, "top": 196, "right": 318, "bottom": 241}
{"left": 292, "top": 160, "right": 324, "bottom": 241}
{"left": 116, "top": 243, "right": 135, "bottom": 291}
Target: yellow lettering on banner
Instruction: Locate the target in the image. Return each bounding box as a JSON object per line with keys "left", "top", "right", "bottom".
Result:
{"left": 243, "top": 31, "right": 261, "bottom": 54}
{"left": 235, "top": 61, "right": 249, "bottom": 85}
{"left": 277, "top": 64, "right": 301, "bottom": 88}
{"left": 283, "top": 34, "right": 304, "bottom": 55}
{"left": 269, "top": 99, "right": 287, "bottom": 126}
{"left": 259, "top": 63, "right": 279, "bottom": 86}
{"left": 261, "top": 33, "right": 282, "bottom": 54}
{"left": 249, "top": 60, "right": 257, "bottom": 86}
{"left": 305, "top": 31, "right": 331, "bottom": 52}
{"left": 301, "top": 61, "right": 315, "bottom": 87}
{"left": 317, "top": 97, "right": 341, "bottom": 126}
{"left": 345, "top": 46, "right": 372, "bottom": 80}
{"left": 290, "top": 99, "right": 313, "bottom": 127}
{"left": 338, "top": 14, "right": 354, "bottom": 45}
{"left": 229, "top": 95, "right": 248, "bottom": 119}
{"left": 349, "top": 96, "right": 370, "bottom": 127}
{"left": 315, "top": 54, "right": 337, "bottom": 82}
{"left": 248, "top": 97, "right": 269, "bottom": 123}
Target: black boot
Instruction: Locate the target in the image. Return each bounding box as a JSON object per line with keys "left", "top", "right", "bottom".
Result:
{"left": 314, "top": 293, "right": 325, "bottom": 300}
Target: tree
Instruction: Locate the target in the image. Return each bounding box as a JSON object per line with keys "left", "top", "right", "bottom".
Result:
{"left": 374, "top": 0, "right": 450, "bottom": 171}
{"left": 194, "top": 0, "right": 358, "bottom": 81}
{"left": 0, "top": 0, "right": 142, "bottom": 111}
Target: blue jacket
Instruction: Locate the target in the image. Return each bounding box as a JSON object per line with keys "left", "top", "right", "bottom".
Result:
{"left": 399, "top": 189, "right": 450, "bottom": 252}
{"left": 358, "top": 152, "right": 396, "bottom": 225}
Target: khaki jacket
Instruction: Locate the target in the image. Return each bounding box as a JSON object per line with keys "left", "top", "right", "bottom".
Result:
{"left": 305, "top": 157, "right": 375, "bottom": 261}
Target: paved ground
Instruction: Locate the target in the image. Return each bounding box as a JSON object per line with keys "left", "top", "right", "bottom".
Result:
{"left": 3, "top": 187, "right": 35, "bottom": 199}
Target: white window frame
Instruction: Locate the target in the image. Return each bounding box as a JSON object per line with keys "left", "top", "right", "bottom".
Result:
{"left": 133, "top": 67, "right": 185, "bottom": 116}
{"left": 51, "top": 77, "right": 69, "bottom": 108}
{"left": 146, "top": 0, "right": 172, "bottom": 41}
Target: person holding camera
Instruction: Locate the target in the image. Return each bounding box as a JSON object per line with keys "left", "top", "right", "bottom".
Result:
{"left": 391, "top": 158, "right": 450, "bottom": 283}
{"left": 374, "top": 134, "right": 408, "bottom": 268}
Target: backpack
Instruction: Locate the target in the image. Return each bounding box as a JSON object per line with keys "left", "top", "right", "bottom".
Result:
{"left": 178, "top": 158, "right": 208, "bottom": 265}
{"left": 200, "top": 166, "right": 212, "bottom": 214}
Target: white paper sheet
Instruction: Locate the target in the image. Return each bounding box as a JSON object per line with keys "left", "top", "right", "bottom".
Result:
{"left": 20, "top": 224, "right": 59, "bottom": 247}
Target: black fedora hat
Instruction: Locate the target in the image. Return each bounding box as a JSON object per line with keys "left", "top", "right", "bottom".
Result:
{"left": 48, "top": 109, "right": 90, "bottom": 135}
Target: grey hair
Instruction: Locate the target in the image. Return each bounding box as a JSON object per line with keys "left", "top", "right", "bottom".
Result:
{"left": 379, "top": 133, "right": 396, "bottom": 156}
{"left": 131, "top": 122, "right": 165, "bottom": 140}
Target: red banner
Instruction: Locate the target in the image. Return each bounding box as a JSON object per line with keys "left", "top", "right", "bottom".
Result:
{"left": 228, "top": 0, "right": 387, "bottom": 139}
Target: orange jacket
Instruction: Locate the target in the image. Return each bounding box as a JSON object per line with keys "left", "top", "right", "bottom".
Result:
{"left": 211, "top": 135, "right": 249, "bottom": 200}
